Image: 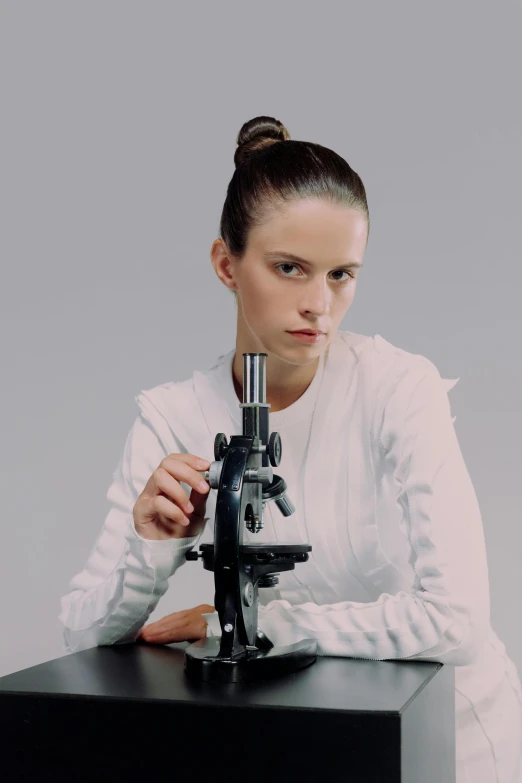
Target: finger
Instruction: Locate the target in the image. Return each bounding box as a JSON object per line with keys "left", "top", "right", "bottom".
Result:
{"left": 151, "top": 610, "right": 190, "bottom": 629}
{"left": 141, "top": 613, "right": 186, "bottom": 637}
{"left": 142, "top": 628, "right": 181, "bottom": 644}
{"left": 154, "top": 470, "right": 197, "bottom": 515}
{"left": 153, "top": 495, "right": 191, "bottom": 528}
{"left": 160, "top": 456, "right": 211, "bottom": 498}
{"left": 141, "top": 622, "right": 166, "bottom": 635}
{"left": 188, "top": 490, "right": 209, "bottom": 513}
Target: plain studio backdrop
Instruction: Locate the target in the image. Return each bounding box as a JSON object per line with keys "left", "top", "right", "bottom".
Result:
{"left": 0, "top": 0, "right": 520, "bottom": 679}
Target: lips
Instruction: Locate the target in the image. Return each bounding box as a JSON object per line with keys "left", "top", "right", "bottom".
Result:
{"left": 288, "top": 330, "right": 324, "bottom": 335}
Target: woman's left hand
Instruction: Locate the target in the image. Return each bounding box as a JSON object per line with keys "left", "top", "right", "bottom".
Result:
{"left": 137, "top": 603, "right": 216, "bottom": 644}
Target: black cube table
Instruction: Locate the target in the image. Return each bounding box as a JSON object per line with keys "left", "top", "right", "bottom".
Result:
{"left": 0, "top": 641, "right": 455, "bottom": 782}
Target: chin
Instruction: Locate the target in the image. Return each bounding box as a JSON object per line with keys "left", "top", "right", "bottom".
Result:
{"left": 273, "top": 334, "right": 327, "bottom": 360}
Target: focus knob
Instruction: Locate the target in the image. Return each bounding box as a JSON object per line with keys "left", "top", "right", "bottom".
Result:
{"left": 268, "top": 432, "right": 282, "bottom": 467}
{"left": 214, "top": 433, "right": 228, "bottom": 460}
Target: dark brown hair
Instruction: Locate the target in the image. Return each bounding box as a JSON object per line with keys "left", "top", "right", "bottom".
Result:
{"left": 219, "top": 116, "right": 370, "bottom": 298}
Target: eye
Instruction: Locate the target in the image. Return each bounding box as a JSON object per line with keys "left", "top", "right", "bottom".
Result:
{"left": 275, "top": 263, "right": 354, "bottom": 283}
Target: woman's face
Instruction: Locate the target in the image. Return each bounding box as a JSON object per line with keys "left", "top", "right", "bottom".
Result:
{"left": 212, "top": 199, "right": 368, "bottom": 362}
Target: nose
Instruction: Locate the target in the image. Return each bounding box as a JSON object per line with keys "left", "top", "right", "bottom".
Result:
{"left": 300, "top": 278, "right": 332, "bottom": 316}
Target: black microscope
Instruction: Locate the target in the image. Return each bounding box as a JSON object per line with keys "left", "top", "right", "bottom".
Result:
{"left": 184, "top": 352, "right": 318, "bottom": 683}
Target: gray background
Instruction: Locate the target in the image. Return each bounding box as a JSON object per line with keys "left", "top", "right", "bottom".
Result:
{"left": 0, "top": 1, "right": 520, "bottom": 679}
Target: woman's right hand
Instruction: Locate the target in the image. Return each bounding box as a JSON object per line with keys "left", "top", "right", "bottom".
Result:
{"left": 133, "top": 454, "right": 211, "bottom": 540}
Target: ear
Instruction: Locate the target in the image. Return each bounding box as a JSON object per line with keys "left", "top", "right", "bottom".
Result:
{"left": 210, "top": 238, "right": 238, "bottom": 293}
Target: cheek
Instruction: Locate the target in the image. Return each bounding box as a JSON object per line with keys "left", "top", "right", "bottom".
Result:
{"left": 343, "top": 282, "right": 357, "bottom": 303}
{"left": 331, "top": 284, "right": 357, "bottom": 315}
{"left": 244, "top": 274, "right": 282, "bottom": 305}
{"left": 244, "top": 282, "right": 286, "bottom": 331}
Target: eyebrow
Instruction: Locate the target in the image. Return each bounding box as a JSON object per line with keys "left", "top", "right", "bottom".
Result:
{"left": 263, "top": 251, "right": 363, "bottom": 269}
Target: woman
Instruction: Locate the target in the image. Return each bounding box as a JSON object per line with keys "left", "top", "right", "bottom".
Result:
{"left": 59, "top": 116, "right": 522, "bottom": 782}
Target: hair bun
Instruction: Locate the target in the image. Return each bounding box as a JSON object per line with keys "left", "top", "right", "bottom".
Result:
{"left": 234, "top": 116, "right": 290, "bottom": 167}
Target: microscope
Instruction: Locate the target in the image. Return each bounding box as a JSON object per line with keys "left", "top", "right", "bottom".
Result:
{"left": 184, "top": 352, "right": 318, "bottom": 683}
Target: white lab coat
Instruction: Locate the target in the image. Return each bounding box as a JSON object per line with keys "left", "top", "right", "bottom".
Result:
{"left": 59, "top": 330, "right": 522, "bottom": 781}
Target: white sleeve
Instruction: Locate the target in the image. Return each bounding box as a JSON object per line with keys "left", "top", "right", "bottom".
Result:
{"left": 207, "top": 360, "right": 490, "bottom": 666}
{"left": 58, "top": 412, "right": 205, "bottom": 653}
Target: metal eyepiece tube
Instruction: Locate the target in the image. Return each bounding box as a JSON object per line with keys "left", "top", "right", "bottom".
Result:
{"left": 243, "top": 353, "right": 267, "bottom": 404}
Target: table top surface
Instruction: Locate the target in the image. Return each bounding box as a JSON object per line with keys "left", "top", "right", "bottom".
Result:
{"left": 0, "top": 641, "right": 443, "bottom": 714}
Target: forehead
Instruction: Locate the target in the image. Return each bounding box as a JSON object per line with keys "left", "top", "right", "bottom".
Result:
{"left": 251, "top": 200, "right": 368, "bottom": 259}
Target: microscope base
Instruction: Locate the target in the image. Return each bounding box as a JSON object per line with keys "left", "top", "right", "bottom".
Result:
{"left": 184, "top": 637, "right": 318, "bottom": 683}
